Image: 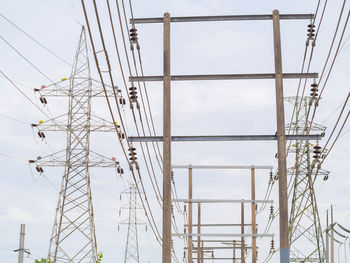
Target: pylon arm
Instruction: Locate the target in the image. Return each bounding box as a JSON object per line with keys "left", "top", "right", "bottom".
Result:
{"left": 29, "top": 150, "right": 122, "bottom": 168}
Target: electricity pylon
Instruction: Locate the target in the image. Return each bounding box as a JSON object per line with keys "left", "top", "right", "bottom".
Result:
{"left": 286, "top": 96, "right": 329, "bottom": 262}
{"left": 119, "top": 183, "right": 146, "bottom": 263}
{"left": 29, "top": 27, "right": 124, "bottom": 262}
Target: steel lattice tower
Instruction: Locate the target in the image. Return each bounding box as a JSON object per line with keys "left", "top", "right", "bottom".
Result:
{"left": 47, "top": 27, "right": 98, "bottom": 263}
{"left": 286, "top": 96, "right": 329, "bottom": 262}
{"left": 119, "top": 183, "right": 145, "bottom": 263}
{"left": 29, "top": 27, "right": 124, "bottom": 262}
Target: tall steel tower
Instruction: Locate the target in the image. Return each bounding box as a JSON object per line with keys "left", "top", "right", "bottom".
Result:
{"left": 119, "top": 183, "right": 146, "bottom": 263}
{"left": 29, "top": 27, "right": 124, "bottom": 263}
{"left": 286, "top": 96, "right": 329, "bottom": 262}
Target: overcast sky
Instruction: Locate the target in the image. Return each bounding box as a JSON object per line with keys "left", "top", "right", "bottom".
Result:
{"left": 0, "top": 0, "right": 350, "bottom": 263}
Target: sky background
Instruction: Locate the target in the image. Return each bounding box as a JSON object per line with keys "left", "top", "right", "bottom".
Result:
{"left": 0, "top": 0, "right": 350, "bottom": 262}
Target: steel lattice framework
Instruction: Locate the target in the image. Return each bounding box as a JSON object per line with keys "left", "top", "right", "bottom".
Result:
{"left": 46, "top": 27, "right": 98, "bottom": 263}
{"left": 119, "top": 184, "right": 146, "bottom": 263}
{"left": 286, "top": 96, "right": 329, "bottom": 263}
{"left": 29, "top": 27, "right": 123, "bottom": 263}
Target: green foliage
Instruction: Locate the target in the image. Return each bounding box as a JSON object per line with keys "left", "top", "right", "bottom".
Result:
{"left": 96, "top": 252, "right": 103, "bottom": 263}
{"left": 34, "top": 259, "right": 47, "bottom": 263}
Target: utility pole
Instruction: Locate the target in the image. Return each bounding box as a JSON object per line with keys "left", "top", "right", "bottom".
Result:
{"left": 326, "top": 210, "right": 329, "bottom": 263}
{"left": 331, "top": 205, "right": 334, "bottom": 263}
{"left": 188, "top": 166, "right": 193, "bottom": 263}
{"left": 251, "top": 166, "right": 257, "bottom": 263}
{"left": 129, "top": 12, "right": 318, "bottom": 263}
{"left": 241, "top": 202, "right": 245, "bottom": 263}
{"left": 163, "top": 12, "right": 172, "bottom": 263}
{"left": 197, "top": 203, "right": 201, "bottom": 263}
{"left": 14, "top": 224, "right": 29, "bottom": 263}
{"left": 233, "top": 240, "right": 236, "bottom": 263}
{"left": 272, "top": 10, "right": 289, "bottom": 263}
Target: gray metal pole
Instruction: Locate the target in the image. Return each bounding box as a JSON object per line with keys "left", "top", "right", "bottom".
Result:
{"left": 163, "top": 12, "right": 172, "bottom": 263}
{"left": 241, "top": 202, "right": 245, "bottom": 263}
{"left": 331, "top": 205, "right": 334, "bottom": 263}
{"left": 18, "top": 224, "right": 25, "bottom": 263}
{"left": 326, "top": 210, "right": 329, "bottom": 263}
{"left": 188, "top": 166, "right": 193, "bottom": 263}
{"left": 251, "top": 167, "right": 257, "bottom": 263}
{"left": 272, "top": 10, "right": 289, "bottom": 263}
{"left": 197, "top": 203, "right": 201, "bottom": 263}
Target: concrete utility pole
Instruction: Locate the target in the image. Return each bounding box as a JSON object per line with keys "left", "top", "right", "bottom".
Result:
{"left": 17, "top": 224, "right": 25, "bottom": 263}
{"left": 272, "top": 10, "right": 289, "bottom": 263}
{"left": 163, "top": 12, "right": 172, "bottom": 263}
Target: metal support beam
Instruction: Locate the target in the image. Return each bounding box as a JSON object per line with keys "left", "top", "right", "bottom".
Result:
{"left": 172, "top": 165, "right": 272, "bottom": 169}
{"left": 251, "top": 167, "right": 257, "bottom": 263}
{"left": 186, "top": 246, "right": 255, "bottom": 250}
{"left": 184, "top": 224, "right": 254, "bottom": 227}
{"left": 198, "top": 203, "right": 201, "bottom": 263}
{"left": 272, "top": 10, "right": 289, "bottom": 263}
{"left": 241, "top": 203, "right": 245, "bottom": 263}
{"left": 128, "top": 134, "right": 322, "bottom": 142}
{"left": 173, "top": 199, "right": 273, "bottom": 204}
{"left": 193, "top": 258, "right": 242, "bottom": 261}
{"left": 130, "top": 14, "right": 314, "bottom": 24}
{"left": 173, "top": 233, "right": 274, "bottom": 238}
{"left": 129, "top": 73, "right": 317, "bottom": 82}
{"left": 188, "top": 167, "right": 193, "bottom": 263}
{"left": 162, "top": 12, "right": 172, "bottom": 263}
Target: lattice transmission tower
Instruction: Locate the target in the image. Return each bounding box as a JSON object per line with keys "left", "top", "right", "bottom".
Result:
{"left": 286, "top": 95, "right": 329, "bottom": 262}
{"left": 118, "top": 183, "right": 146, "bottom": 263}
{"left": 29, "top": 27, "right": 124, "bottom": 262}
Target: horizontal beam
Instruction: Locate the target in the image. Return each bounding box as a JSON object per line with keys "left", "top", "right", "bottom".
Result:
{"left": 192, "top": 257, "right": 241, "bottom": 260}
{"left": 186, "top": 246, "right": 255, "bottom": 250}
{"left": 129, "top": 73, "right": 318, "bottom": 82}
{"left": 128, "top": 134, "right": 323, "bottom": 142}
{"left": 173, "top": 199, "right": 273, "bottom": 204}
{"left": 193, "top": 240, "right": 243, "bottom": 243}
{"left": 172, "top": 165, "right": 272, "bottom": 169}
{"left": 173, "top": 233, "right": 274, "bottom": 238}
{"left": 130, "top": 14, "right": 314, "bottom": 24}
{"left": 184, "top": 224, "right": 254, "bottom": 227}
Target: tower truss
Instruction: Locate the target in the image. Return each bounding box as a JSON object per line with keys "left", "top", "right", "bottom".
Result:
{"left": 119, "top": 183, "right": 146, "bottom": 263}
{"left": 286, "top": 96, "right": 329, "bottom": 262}
{"left": 29, "top": 27, "right": 123, "bottom": 263}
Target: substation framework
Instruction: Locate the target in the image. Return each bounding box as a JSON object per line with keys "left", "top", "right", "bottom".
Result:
{"left": 172, "top": 165, "right": 274, "bottom": 262}
{"left": 127, "top": 10, "right": 324, "bottom": 263}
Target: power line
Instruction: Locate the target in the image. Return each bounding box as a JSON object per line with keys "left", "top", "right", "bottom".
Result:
{"left": 0, "top": 11, "right": 72, "bottom": 66}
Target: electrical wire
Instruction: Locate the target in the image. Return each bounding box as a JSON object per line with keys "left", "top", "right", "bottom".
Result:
{"left": 81, "top": 0, "right": 162, "bottom": 246}
{"left": 0, "top": 11, "right": 72, "bottom": 67}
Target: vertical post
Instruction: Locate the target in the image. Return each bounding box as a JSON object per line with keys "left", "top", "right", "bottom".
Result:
{"left": 188, "top": 166, "right": 193, "bottom": 263}
{"left": 241, "top": 202, "right": 245, "bottom": 263}
{"left": 17, "top": 224, "right": 25, "bottom": 263}
{"left": 331, "top": 205, "right": 334, "bottom": 263}
{"left": 201, "top": 241, "right": 204, "bottom": 262}
{"left": 251, "top": 166, "right": 257, "bottom": 263}
{"left": 272, "top": 9, "right": 289, "bottom": 263}
{"left": 326, "top": 210, "right": 329, "bottom": 263}
{"left": 163, "top": 12, "right": 172, "bottom": 263}
{"left": 197, "top": 203, "right": 201, "bottom": 263}
{"left": 233, "top": 240, "right": 236, "bottom": 263}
